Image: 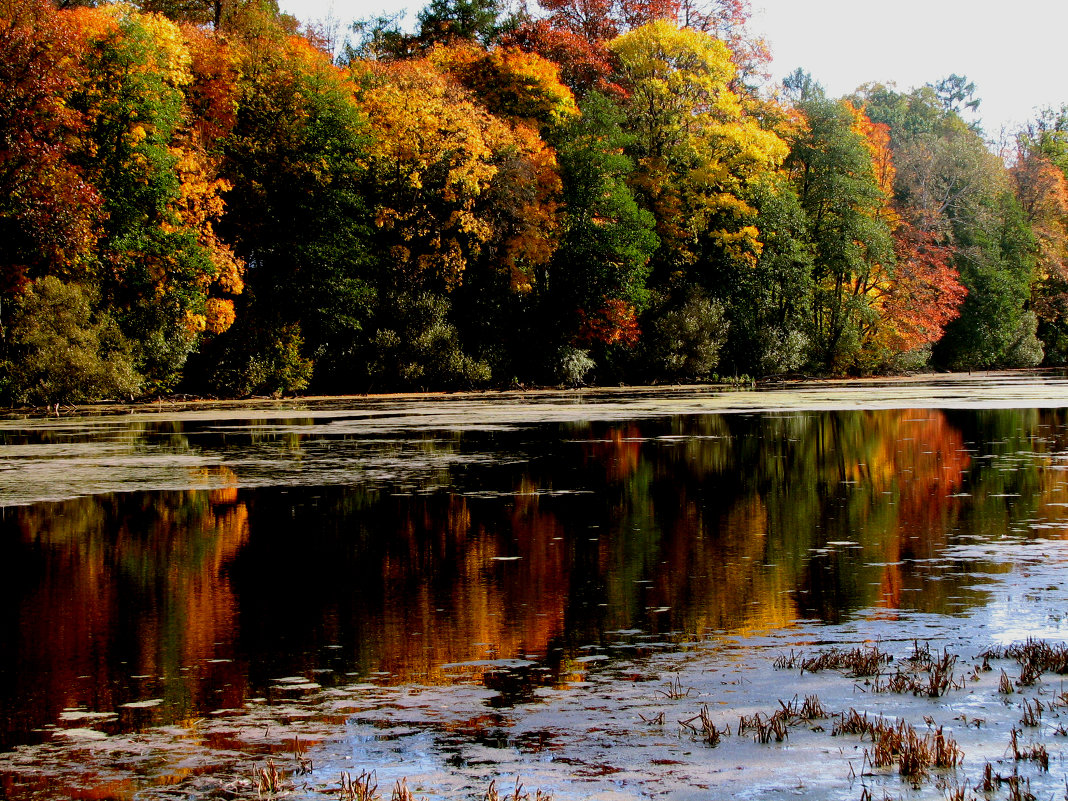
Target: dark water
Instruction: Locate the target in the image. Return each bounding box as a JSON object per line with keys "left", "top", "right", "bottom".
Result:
{"left": 2, "top": 404, "right": 1068, "bottom": 755}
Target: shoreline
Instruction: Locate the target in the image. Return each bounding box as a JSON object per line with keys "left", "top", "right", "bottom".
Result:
{"left": 4, "top": 368, "right": 1066, "bottom": 420}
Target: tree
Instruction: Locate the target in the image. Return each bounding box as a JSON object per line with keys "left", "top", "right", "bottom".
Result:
{"left": 428, "top": 42, "right": 580, "bottom": 131}
{"left": 717, "top": 176, "right": 812, "bottom": 376}
{"left": 881, "top": 222, "right": 967, "bottom": 356}
{"left": 930, "top": 73, "right": 980, "bottom": 119}
{"left": 608, "top": 21, "right": 786, "bottom": 278}
{"left": 550, "top": 92, "right": 657, "bottom": 323}
{"left": 784, "top": 89, "right": 895, "bottom": 371}
{"left": 0, "top": 0, "right": 98, "bottom": 300}
{"left": 1015, "top": 114, "right": 1068, "bottom": 363}
{"left": 499, "top": 21, "right": 620, "bottom": 98}
{"left": 934, "top": 190, "right": 1041, "bottom": 369}
{"left": 66, "top": 5, "right": 245, "bottom": 389}
{"left": 417, "top": 0, "right": 503, "bottom": 46}
{"left": 209, "top": 8, "right": 373, "bottom": 392}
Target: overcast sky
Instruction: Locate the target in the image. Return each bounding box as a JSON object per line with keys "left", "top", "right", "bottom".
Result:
{"left": 277, "top": 0, "right": 1068, "bottom": 137}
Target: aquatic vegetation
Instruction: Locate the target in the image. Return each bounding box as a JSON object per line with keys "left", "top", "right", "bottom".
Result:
{"left": 340, "top": 770, "right": 379, "bottom": 801}
{"left": 774, "top": 646, "right": 892, "bottom": 677}
{"left": 1010, "top": 727, "right": 1050, "bottom": 771}
{"left": 655, "top": 674, "right": 694, "bottom": 699}
{"left": 1020, "top": 698, "right": 1043, "bottom": 727}
{"left": 1000, "top": 670, "right": 1015, "bottom": 694}
{"left": 678, "top": 705, "right": 728, "bottom": 746}
{"left": 255, "top": 759, "right": 282, "bottom": 794}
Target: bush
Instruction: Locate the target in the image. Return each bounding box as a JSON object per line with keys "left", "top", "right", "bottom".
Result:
{"left": 367, "top": 292, "right": 491, "bottom": 390}
{"left": 555, "top": 346, "right": 595, "bottom": 386}
{"left": 2, "top": 277, "right": 141, "bottom": 405}
{"left": 1003, "top": 311, "right": 1044, "bottom": 368}
{"left": 753, "top": 326, "right": 808, "bottom": 376}
{"left": 206, "top": 321, "right": 314, "bottom": 397}
{"left": 643, "top": 287, "right": 729, "bottom": 381}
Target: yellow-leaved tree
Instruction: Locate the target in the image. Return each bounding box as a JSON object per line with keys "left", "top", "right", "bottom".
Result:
{"left": 608, "top": 20, "right": 786, "bottom": 274}
{"left": 352, "top": 55, "right": 563, "bottom": 293}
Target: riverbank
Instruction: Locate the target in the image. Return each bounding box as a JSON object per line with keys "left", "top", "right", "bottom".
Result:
{"left": 3, "top": 369, "right": 1068, "bottom": 422}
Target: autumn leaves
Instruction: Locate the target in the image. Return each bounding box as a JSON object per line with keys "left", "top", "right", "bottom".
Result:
{"left": 0, "top": 0, "right": 1056, "bottom": 402}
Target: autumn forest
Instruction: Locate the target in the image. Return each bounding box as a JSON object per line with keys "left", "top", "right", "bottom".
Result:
{"left": 3, "top": 0, "right": 1067, "bottom": 403}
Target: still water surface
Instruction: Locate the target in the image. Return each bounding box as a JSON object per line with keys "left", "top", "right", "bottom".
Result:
{"left": 4, "top": 378, "right": 1068, "bottom": 798}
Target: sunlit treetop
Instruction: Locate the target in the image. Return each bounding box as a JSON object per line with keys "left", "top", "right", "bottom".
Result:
{"left": 428, "top": 42, "right": 579, "bottom": 129}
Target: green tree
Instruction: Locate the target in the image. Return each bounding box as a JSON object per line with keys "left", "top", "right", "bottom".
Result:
{"left": 784, "top": 87, "right": 895, "bottom": 372}
{"left": 68, "top": 5, "right": 244, "bottom": 390}
{"left": 718, "top": 177, "right": 812, "bottom": 375}
{"left": 865, "top": 85, "right": 1041, "bottom": 369}
{"left": 417, "top": 0, "right": 503, "bottom": 46}
{"left": 934, "top": 191, "right": 1041, "bottom": 368}
{"left": 548, "top": 91, "right": 657, "bottom": 343}
{"left": 205, "top": 9, "right": 374, "bottom": 392}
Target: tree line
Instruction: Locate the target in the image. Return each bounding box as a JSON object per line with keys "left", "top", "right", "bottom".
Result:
{"left": 2, "top": 0, "right": 1067, "bottom": 403}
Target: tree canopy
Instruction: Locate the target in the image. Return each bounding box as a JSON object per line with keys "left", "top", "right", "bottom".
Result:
{"left": 0, "top": 0, "right": 1060, "bottom": 404}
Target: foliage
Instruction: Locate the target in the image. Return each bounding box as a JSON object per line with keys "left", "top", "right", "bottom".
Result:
{"left": 784, "top": 90, "right": 895, "bottom": 372}
{"left": 3, "top": 276, "right": 141, "bottom": 405}
{"left": 67, "top": 4, "right": 245, "bottom": 388}
{"left": 0, "top": 0, "right": 1063, "bottom": 402}
{"left": 717, "top": 177, "right": 811, "bottom": 376}
{"left": 0, "top": 0, "right": 99, "bottom": 296}
{"left": 610, "top": 20, "right": 786, "bottom": 281}
{"left": 642, "top": 285, "right": 729, "bottom": 380}
{"left": 429, "top": 42, "right": 579, "bottom": 130}
{"left": 500, "top": 20, "right": 619, "bottom": 97}
{"left": 555, "top": 345, "right": 595, "bottom": 386}
{"left": 214, "top": 9, "right": 371, "bottom": 389}
{"left": 550, "top": 91, "right": 657, "bottom": 328}
{"left": 367, "top": 292, "right": 492, "bottom": 390}
{"left": 205, "top": 317, "right": 313, "bottom": 397}
{"left": 1013, "top": 120, "right": 1068, "bottom": 364}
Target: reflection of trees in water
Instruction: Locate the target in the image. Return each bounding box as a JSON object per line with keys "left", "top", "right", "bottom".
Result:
{"left": 0, "top": 467, "right": 248, "bottom": 748}
{"left": 228, "top": 408, "right": 1068, "bottom": 685}
{"left": 576, "top": 409, "right": 1032, "bottom": 631}
{"left": 7, "top": 407, "right": 1068, "bottom": 748}
{"left": 230, "top": 485, "right": 573, "bottom": 688}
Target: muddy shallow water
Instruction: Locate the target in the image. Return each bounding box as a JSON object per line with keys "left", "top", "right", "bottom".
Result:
{"left": 4, "top": 374, "right": 1068, "bottom": 800}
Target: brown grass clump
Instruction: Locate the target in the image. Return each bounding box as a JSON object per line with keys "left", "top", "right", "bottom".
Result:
{"left": 982, "top": 638, "right": 1068, "bottom": 684}
{"left": 391, "top": 779, "right": 421, "bottom": 801}
{"left": 341, "top": 770, "right": 379, "bottom": 801}
{"left": 1005, "top": 768, "right": 1036, "bottom": 801}
{"left": 255, "top": 759, "right": 283, "bottom": 794}
{"left": 293, "top": 735, "right": 312, "bottom": 775}
{"left": 737, "top": 708, "right": 790, "bottom": 743}
{"left": 679, "top": 704, "right": 729, "bottom": 746}
{"left": 838, "top": 712, "right": 963, "bottom": 783}
{"left": 931, "top": 726, "right": 963, "bottom": 770}
{"left": 999, "top": 669, "right": 1014, "bottom": 694}
{"left": 656, "top": 674, "right": 694, "bottom": 699}
{"left": 775, "top": 646, "right": 891, "bottom": 677}
{"left": 1009, "top": 727, "right": 1049, "bottom": 771}
{"left": 485, "top": 777, "right": 545, "bottom": 801}
{"left": 1019, "top": 698, "right": 1043, "bottom": 727}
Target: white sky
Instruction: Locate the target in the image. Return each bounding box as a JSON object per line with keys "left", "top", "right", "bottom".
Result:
{"left": 278, "top": 0, "right": 1068, "bottom": 137}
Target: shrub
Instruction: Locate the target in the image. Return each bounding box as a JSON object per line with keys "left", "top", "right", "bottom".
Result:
{"left": 206, "top": 321, "right": 314, "bottom": 397}
{"left": 367, "top": 292, "right": 491, "bottom": 390}
{"left": 555, "top": 346, "right": 595, "bottom": 386}
{"left": 3, "top": 276, "right": 141, "bottom": 405}
{"left": 644, "top": 287, "right": 729, "bottom": 381}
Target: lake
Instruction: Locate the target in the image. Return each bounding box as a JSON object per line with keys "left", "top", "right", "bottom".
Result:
{"left": 4, "top": 374, "right": 1068, "bottom": 800}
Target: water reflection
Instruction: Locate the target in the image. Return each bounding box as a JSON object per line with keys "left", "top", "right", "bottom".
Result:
{"left": 3, "top": 407, "right": 1068, "bottom": 750}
